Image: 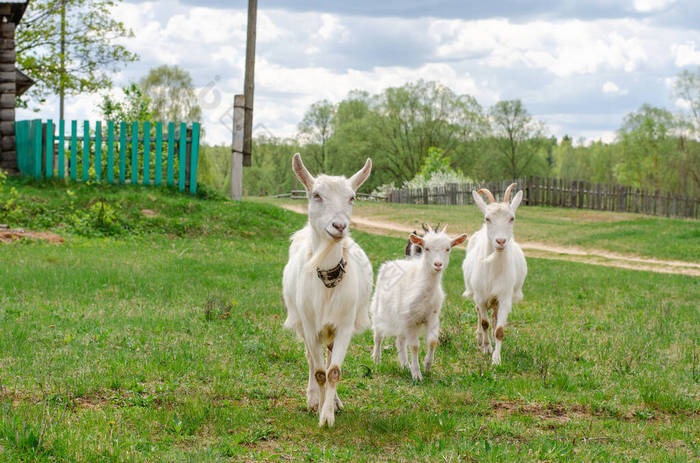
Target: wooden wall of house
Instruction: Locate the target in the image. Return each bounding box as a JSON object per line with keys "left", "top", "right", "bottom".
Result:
{"left": 0, "top": 18, "right": 17, "bottom": 174}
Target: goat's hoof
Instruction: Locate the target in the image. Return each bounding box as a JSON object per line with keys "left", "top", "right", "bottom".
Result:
{"left": 307, "top": 396, "right": 320, "bottom": 412}
{"left": 481, "top": 344, "right": 493, "bottom": 354}
{"left": 334, "top": 394, "right": 344, "bottom": 411}
{"left": 491, "top": 353, "right": 501, "bottom": 365}
{"left": 372, "top": 352, "right": 381, "bottom": 364}
{"left": 319, "top": 408, "right": 335, "bottom": 427}
{"left": 411, "top": 371, "right": 423, "bottom": 382}
{"left": 307, "top": 388, "right": 320, "bottom": 412}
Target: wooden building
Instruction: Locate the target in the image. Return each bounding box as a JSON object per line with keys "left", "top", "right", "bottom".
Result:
{"left": 0, "top": 0, "right": 32, "bottom": 174}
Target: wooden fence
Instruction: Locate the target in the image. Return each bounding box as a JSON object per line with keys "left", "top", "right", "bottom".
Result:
{"left": 275, "top": 190, "right": 384, "bottom": 201}
{"left": 14, "top": 119, "right": 201, "bottom": 194}
{"left": 388, "top": 177, "right": 699, "bottom": 219}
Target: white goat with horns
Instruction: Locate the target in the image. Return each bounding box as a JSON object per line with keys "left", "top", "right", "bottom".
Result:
{"left": 462, "top": 183, "right": 527, "bottom": 365}
{"left": 372, "top": 225, "right": 467, "bottom": 380}
{"left": 282, "top": 153, "right": 373, "bottom": 427}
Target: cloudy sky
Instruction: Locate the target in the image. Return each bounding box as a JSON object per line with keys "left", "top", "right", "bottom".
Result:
{"left": 18, "top": 0, "right": 700, "bottom": 145}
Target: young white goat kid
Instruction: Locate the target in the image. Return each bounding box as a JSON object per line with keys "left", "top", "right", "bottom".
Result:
{"left": 372, "top": 226, "right": 467, "bottom": 381}
{"left": 282, "top": 153, "right": 373, "bottom": 427}
{"left": 462, "top": 183, "right": 527, "bottom": 365}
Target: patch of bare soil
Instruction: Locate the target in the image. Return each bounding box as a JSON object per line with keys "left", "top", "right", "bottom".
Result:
{"left": 0, "top": 226, "right": 64, "bottom": 244}
{"left": 279, "top": 204, "right": 699, "bottom": 276}
{"left": 492, "top": 400, "right": 591, "bottom": 424}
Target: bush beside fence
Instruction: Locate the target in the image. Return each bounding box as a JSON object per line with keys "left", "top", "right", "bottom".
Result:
{"left": 388, "top": 177, "right": 699, "bottom": 219}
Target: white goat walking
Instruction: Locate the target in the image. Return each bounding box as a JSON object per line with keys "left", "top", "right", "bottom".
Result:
{"left": 372, "top": 225, "right": 467, "bottom": 380}
{"left": 282, "top": 153, "right": 373, "bottom": 427}
{"left": 462, "top": 183, "right": 527, "bottom": 365}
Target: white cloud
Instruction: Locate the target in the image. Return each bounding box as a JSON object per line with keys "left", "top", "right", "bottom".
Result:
{"left": 674, "top": 97, "right": 691, "bottom": 110}
{"left": 579, "top": 131, "right": 617, "bottom": 145}
{"left": 602, "top": 81, "right": 629, "bottom": 95}
{"left": 315, "top": 13, "right": 349, "bottom": 42}
{"left": 430, "top": 18, "right": 649, "bottom": 77}
{"left": 633, "top": 0, "right": 676, "bottom": 13}
{"left": 670, "top": 41, "right": 700, "bottom": 67}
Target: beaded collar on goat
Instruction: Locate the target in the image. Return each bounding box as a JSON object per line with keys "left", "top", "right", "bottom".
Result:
{"left": 316, "top": 246, "right": 348, "bottom": 288}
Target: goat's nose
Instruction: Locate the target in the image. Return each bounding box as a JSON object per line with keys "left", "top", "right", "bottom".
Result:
{"left": 332, "top": 222, "right": 347, "bottom": 232}
{"left": 434, "top": 262, "right": 443, "bottom": 268}
{"left": 496, "top": 239, "right": 506, "bottom": 246}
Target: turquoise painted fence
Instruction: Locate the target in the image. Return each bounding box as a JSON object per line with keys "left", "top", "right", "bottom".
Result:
{"left": 14, "top": 119, "right": 201, "bottom": 194}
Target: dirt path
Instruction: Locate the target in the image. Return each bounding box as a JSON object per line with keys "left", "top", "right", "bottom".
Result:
{"left": 280, "top": 204, "right": 700, "bottom": 276}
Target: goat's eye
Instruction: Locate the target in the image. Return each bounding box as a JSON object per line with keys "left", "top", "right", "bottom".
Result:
{"left": 425, "top": 248, "right": 430, "bottom": 252}
{"left": 349, "top": 195, "right": 356, "bottom": 204}
{"left": 445, "top": 248, "right": 450, "bottom": 252}
{"left": 485, "top": 218, "right": 491, "bottom": 223}
{"left": 312, "top": 192, "right": 322, "bottom": 201}
{"left": 509, "top": 217, "right": 514, "bottom": 223}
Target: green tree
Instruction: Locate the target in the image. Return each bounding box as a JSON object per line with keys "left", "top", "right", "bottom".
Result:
{"left": 616, "top": 104, "right": 679, "bottom": 192}
{"left": 671, "top": 69, "right": 700, "bottom": 194}
{"left": 371, "top": 80, "right": 485, "bottom": 181}
{"left": 244, "top": 136, "right": 302, "bottom": 196}
{"left": 298, "top": 100, "right": 335, "bottom": 172}
{"left": 489, "top": 100, "right": 546, "bottom": 178}
{"left": 552, "top": 135, "right": 581, "bottom": 179}
{"left": 140, "top": 65, "right": 202, "bottom": 123}
{"left": 16, "top": 0, "right": 138, "bottom": 114}
{"left": 98, "top": 83, "right": 151, "bottom": 122}
{"left": 672, "top": 68, "right": 699, "bottom": 135}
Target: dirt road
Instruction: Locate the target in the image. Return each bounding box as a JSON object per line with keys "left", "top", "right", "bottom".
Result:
{"left": 280, "top": 203, "right": 700, "bottom": 276}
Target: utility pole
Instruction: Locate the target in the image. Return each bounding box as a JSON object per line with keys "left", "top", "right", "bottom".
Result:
{"left": 243, "top": 0, "right": 256, "bottom": 167}
{"left": 59, "top": 0, "right": 66, "bottom": 121}
{"left": 231, "top": 95, "right": 244, "bottom": 200}
{"left": 231, "top": 0, "right": 257, "bottom": 199}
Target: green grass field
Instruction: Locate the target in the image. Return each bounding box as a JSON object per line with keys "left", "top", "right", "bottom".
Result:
{"left": 266, "top": 198, "right": 700, "bottom": 263}
{"left": 1, "top": 179, "right": 698, "bottom": 461}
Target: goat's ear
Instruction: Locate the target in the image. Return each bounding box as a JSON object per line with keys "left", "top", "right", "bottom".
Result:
{"left": 349, "top": 158, "right": 372, "bottom": 191}
{"left": 451, "top": 233, "right": 468, "bottom": 248}
{"left": 472, "top": 190, "right": 487, "bottom": 214}
{"left": 510, "top": 190, "right": 523, "bottom": 211}
{"left": 409, "top": 234, "right": 424, "bottom": 246}
{"left": 292, "top": 153, "right": 315, "bottom": 191}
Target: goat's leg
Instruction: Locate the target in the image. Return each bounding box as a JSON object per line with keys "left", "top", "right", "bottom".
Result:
{"left": 423, "top": 315, "right": 440, "bottom": 374}
{"left": 396, "top": 335, "right": 408, "bottom": 368}
{"left": 319, "top": 329, "right": 352, "bottom": 427}
{"left": 372, "top": 331, "right": 383, "bottom": 364}
{"left": 491, "top": 298, "right": 511, "bottom": 365}
{"left": 475, "top": 304, "right": 484, "bottom": 347}
{"left": 477, "top": 302, "right": 493, "bottom": 354}
{"left": 326, "top": 343, "right": 343, "bottom": 411}
{"left": 304, "top": 341, "right": 325, "bottom": 412}
{"left": 407, "top": 331, "right": 423, "bottom": 381}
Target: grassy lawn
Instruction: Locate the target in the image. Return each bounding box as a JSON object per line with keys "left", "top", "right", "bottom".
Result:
{"left": 263, "top": 198, "right": 700, "bottom": 263}
{"left": 1, "top": 179, "right": 698, "bottom": 461}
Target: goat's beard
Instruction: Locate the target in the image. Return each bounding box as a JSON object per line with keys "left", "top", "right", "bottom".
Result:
{"left": 305, "top": 236, "right": 347, "bottom": 272}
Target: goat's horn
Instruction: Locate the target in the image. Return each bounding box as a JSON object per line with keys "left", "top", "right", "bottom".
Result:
{"left": 504, "top": 183, "right": 518, "bottom": 203}
{"left": 421, "top": 223, "right": 429, "bottom": 233}
{"left": 477, "top": 188, "right": 496, "bottom": 204}
{"left": 441, "top": 224, "right": 448, "bottom": 233}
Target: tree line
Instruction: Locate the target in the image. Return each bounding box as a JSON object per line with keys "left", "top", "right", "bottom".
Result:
{"left": 236, "top": 73, "right": 698, "bottom": 198}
